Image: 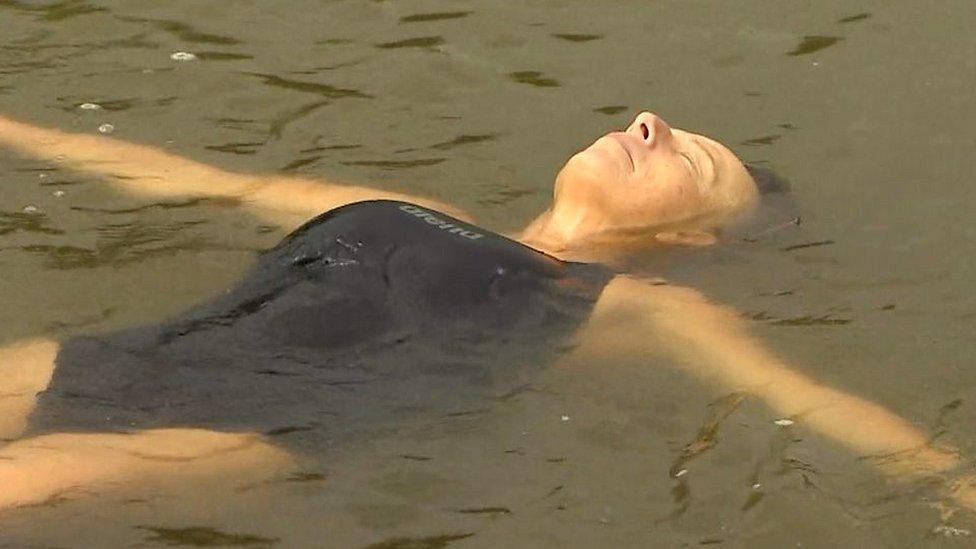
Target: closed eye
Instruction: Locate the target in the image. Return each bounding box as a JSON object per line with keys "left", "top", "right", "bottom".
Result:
{"left": 679, "top": 151, "right": 697, "bottom": 174}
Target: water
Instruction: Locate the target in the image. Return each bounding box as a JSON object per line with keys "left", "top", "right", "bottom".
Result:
{"left": 1, "top": 1, "right": 975, "bottom": 546}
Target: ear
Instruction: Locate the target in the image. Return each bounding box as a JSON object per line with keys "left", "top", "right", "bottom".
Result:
{"left": 653, "top": 231, "right": 718, "bottom": 247}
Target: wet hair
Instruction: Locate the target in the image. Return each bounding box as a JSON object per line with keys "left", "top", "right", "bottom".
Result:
{"left": 718, "top": 164, "right": 798, "bottom": 241}
{"left": 745, "top": 164, "right": 791, "bottom": 196}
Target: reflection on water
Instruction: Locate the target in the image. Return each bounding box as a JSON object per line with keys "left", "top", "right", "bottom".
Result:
{"left": 341, "top": 158, "right": 446, "bottom": 169}
{"left": 428, "top": 133, "right": 497, "bottom": 151}
{"left": 593, "top": 105, "right": 628, "bottom": 115}
{"left": 376, "top": 36, "right": 446, "bottom": 50}
{"left": 786, "top": 36, "right": 843, "bottom": 57}
{"left": 839, "top": 12, "right": 873, "bottom": 24}
{"left": 399, "top": 12, "right": 472, "bottom": 24}
{"left": 741, "top": 134, "right": 782, "bottom": 147}
{"left": 1, "top": 0, "right": 976, "bottom": 547}
{"left": 551, "top": 34, "right": 602, "bottom": 43}
{"left": 0, "top": 210, "right": 65, "bottom": 236}
{"left": 242, "top": 72, "right": 372, "bottom": 100}
{"left": 364, "top": 532, "right": 474, "bottom": 549}
{"left": 139, "top": 525, "right": 278, "bottom": 547}
{"left": 508, "top": 70, "right": 560, "bottom": 88}
{"left": 115, "top": 16, "right": 242, "bottom": 46}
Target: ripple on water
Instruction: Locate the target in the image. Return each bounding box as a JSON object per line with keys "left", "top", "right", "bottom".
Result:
{"left": 16, "top": 217, "right": 238, "bottom": 270}
{"left": 195, "top": 51, "right": 254, "bottom": 61}
{"left": 341, "top": 158, "right": 446, "bottom": 170}
{"left": 69, "top": 196, "right": 240, "bottom": 215}
{"left": 8, "top": 1, "right": 108, "bottom": 22}
{"left": 741, "top": 134, "right": 781, "bottom": 146}
{"left": 455, "top": 506, "right": 511, "bottom": 515}
{"left": 315, "top": 38, "right": 355, "bottom": 45}
{"left": 594, "top": 105, "right": 628, "bottom": 115}
{"left": 0, "top": 210, "right": 63, "bottom": 236}
{"left": 269, "top": 100, "right": 332, "bottom": 139}
{"left": 786, "top": 35, "right": 843, "bottom": 56}
{"left": 399, "top": 11, "right": 471, "bottom": 23}
{"left": 551, "top": 33, "right": 602, "bottom": 42}
{"left": 508, "top": 70, "right": 560, "bottom": 88}
{"left": 363, "top": 532, "right": 475, "bottom": 549}
{"left": 299, "top": 144, "right": 362, "bottom": 153}
{"left": 838, "top": 12, "right": 871, "bottom": 24}
{"left": 138, "top": 526, "right": 277, "bottom": 547}
{"left": 204, "top": 141, "right": 265, "bottom": 155}
{"left": 281, "top": 155, "right": 323, "bottom": 172}
{"left": 118, "top": 16, "right": 242, "bottom": 45}
{"left": 375, "top": 36, "right": 445, "bottom": 49}
{"left": 429, "top": 133, "right": 497, "bottom": 151}
{"left": 244, "top": 72, "right": 372, "bottom": 99}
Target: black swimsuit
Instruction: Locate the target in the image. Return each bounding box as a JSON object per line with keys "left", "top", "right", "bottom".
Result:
{"left": 29, "top": 201, "right": 612, "bottom": 449}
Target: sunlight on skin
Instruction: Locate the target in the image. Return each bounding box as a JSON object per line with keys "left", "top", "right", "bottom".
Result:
{"left": 0, "top": 115, "right": 472, "bottom": 229}
{"left": 1, "top": 112, "right": 973, "bottom": 514}
{"left": 0, "top": 337, "right": 292, "bottom": 510}
{"left": 0, "top": 112, "right": 750, "bottom": 259}
{"left": 0, "top": 114, "right": 463, "bottom": 510}
{"left": 576, "top": 276, "right": 976, "bottom": 509}
{"left": 520, "top": 112, "right": 758, "bottom": 256}
{"left": 0, "top": 337, "right": 58, "bottom": 440}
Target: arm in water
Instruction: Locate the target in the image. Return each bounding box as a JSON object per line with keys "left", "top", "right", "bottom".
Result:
{"left": 579, "top": 276, "right": 976, "bottom": 512}
{"left": 0, "top": 114, "right": 472, "bottom": 228}
{"left": 1, "top": 279, "right": 974, "bottom": 511}
{"left": 0, "top": 338, "right": 291, "bottom": 510}
{"left": 0, "top": 113, "right": 467, "bottom": 509}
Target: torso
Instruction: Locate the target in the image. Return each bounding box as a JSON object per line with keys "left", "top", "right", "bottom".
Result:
{"left": 29, "top": 201, "right": 613, "bottom": 450}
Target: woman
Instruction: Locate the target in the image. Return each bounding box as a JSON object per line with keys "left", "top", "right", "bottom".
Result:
{"left": 0, "top": 112, "right": 972, "bottom": 512}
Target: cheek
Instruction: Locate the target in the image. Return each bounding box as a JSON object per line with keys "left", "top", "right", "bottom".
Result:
{"left": 569, "top": 149, "right": 625, "bottom": 182}
{"left": 556, "top": 153, "right": 624, "bottom": 201}
{"left": 619, "top": 178, "right": 706, "bottom": 225}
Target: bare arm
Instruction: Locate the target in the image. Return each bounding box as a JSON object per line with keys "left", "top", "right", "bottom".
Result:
{"left": 577, "top": 276, "right": 975, "bottom": 508}
{"left": 0, "top": 115, "right": 472, "bottom": 227}
{"left": 0, "top": 115, "right": 474, "bottom": 509}
{"left": 0, "top": 337, "right": 58, "bottom": 440}
{"left": 0, "top": 428, "right": 291, "bottom": 509}
{"left": 0, "top": 337, "right": 291, "bottom": 510}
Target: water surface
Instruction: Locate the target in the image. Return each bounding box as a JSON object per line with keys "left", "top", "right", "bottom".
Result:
{"left": 1, "top": 1, "right": 975, "bottom": 547}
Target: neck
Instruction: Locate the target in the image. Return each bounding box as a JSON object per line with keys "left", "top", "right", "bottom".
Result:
{"left": 518, "top": 207, "right": 720, "bottom": 265}
{"left": 518, "top": 208, "right": 625, "bottom": 264}
{"left": 518, "top": 209, "right": 577, "bottom": 259}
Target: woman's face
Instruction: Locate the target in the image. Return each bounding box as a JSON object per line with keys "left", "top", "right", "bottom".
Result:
{"left": 551, "top": 112, "right": 758, "bottom": 240}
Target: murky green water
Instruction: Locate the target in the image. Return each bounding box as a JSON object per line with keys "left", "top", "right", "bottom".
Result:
{"left": 2, "top": 1, "right": 975, "bottom": 547}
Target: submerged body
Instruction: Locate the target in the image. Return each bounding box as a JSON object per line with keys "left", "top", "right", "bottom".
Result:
{"left": 2, "top": 112, "right": 974, "bottom": 515}
{"left": 30, "top": 201, "right": 611, "bottom": 447}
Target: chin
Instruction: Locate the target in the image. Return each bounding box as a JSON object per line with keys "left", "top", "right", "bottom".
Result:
{"left": 559, "top": 148, "right": 623, "bottom": 189}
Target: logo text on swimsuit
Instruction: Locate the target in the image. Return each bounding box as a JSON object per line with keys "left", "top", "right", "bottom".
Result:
{"left": 398, "top": 204, "right": 483, "bottom": 240}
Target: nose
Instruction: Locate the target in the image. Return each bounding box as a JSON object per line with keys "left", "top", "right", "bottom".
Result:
{"left": 627, "top": 111, "right": 673, "bottom": 148}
